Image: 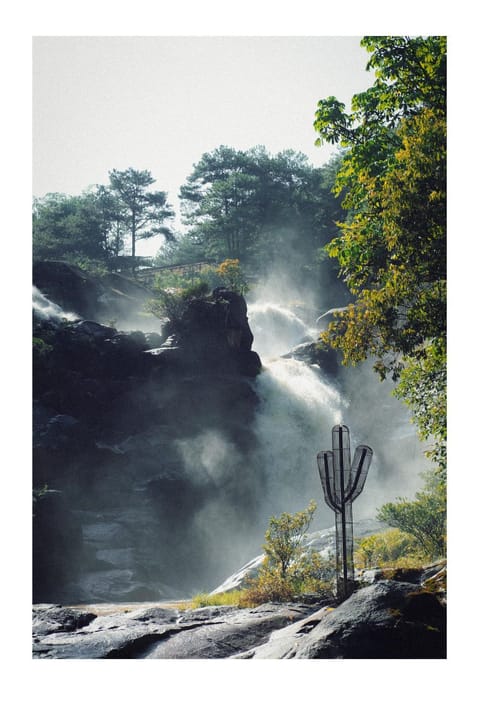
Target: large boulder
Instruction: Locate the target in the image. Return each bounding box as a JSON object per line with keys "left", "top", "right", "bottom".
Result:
{"left": 235, "top": 579, "right": 446, "bottom": 659}
{"left": 159, "top": 288, "right": 261, "bottom": 377}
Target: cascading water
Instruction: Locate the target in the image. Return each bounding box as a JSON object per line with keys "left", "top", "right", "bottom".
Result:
{"left": 248, "top": 299, "right": 346, "bottom": 526}
{"left": 248, "top": 298, "right": 428, "bottom": 530}
{"left": 33, "top": 285, "right": 79, "bottom": 323}
{"left": 253, "top": 356, "right": 345, "bottom": 525}
{"left": 248, "top": 300, "right": 318, "bottom": 360}
{"left": 32, "top": 281, "right": 429, "bottom": 600}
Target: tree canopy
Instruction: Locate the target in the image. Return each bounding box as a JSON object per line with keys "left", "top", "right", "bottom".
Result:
{"left": 33, "top": 168, "right": 175, "bottom": 270}
{"left": 313, "top": 36, "right": 446, "bottom": 472}
{"left": 108, "top": 168, "right": 175, "bottom": 258}
{"left": 176, "top": 145, "right": 347, "bottom": 297}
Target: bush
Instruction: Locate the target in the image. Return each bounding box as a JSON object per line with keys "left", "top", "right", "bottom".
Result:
{"left": 182, "top": 589, "right": 251, "bottom": 610}
{"left": 147, "top": 279, "right": 210, "bottom": 330}
{"left": 354, "top": 529, "right": 420, "bottom": 569}
{"left": 243, "top": 500, "right": 334, "bottom": 604}
{"left": 376, "top": 472, "right": 446, "bottom": 561}
{"left": 215, "top": 258, "right": 249, "bottom": 295}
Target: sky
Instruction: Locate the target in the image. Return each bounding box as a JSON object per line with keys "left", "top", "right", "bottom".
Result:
{"left": 33, "top": 36, "right": 373, "bottom": 255}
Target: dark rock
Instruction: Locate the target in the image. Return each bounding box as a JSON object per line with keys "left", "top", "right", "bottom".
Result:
{"left": 287, "top": 580, "right": 446, "bottom": 659}
{"left": 70, "top": 320, "right": 116, "bottom": 341}
{"left": 144, "top": 331, "right": 163, "bottom": 349}
{"left": 32, "top": 266, "right": 264, "bottom": 603}
{"left": 32, "top": 601, "right": 316, "bottom": 659}
{"left": 283, "top": 340, "right": 339, "bottom": 377}
{"left": 33, "top": 260, "right": 155, "bottom": 327}
{"left": 32, "top": 566, "right": 446, "bottom": 659}
{"left": 33, "top": 491, "right": 85, "bottom": 602}
{"left": 33, "top": 412, "right": 81, "bottom": 451}
{"left": 32, "top": 605, "right": 97, "bottom": 636}
{"left": 166, "top": 291, "right": 261, "bottom": 377}
{"left": 33, "top": 261, "right": 106, "bottom": 319}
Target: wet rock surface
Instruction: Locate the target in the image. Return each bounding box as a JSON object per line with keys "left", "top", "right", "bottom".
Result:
{"left": 33, "top": 266, "right": 264, "bottom": 603}
{"left": 236, "top": 578, "right": 446, "bottom": 659}
{"left": 33, "top": 567, "right": 446, "bottom": 659}
{"left": 32, "top": 601, "right": 319, "bottom": 659}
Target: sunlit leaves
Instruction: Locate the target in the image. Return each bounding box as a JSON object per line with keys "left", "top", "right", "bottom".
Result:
{"left": 314, "top": 37, "right": 446, "bottom": 472}
{"left": 377, "top": 472, "right": 446, "bottom": 560}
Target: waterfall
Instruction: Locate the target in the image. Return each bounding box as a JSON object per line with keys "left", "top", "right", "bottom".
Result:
{"left": 32, "top": 286, "right": 79, "bottom": 323}
{"left": 248, "top": 300, "right": 344, "bottom": 526}
{"left": 248, "top": 299, "right": 428, "bottom": 529}
{"left": 253, "top": 356, "right": 345, "bottom": 525}
{"left": 248, "top": 300, "right": 317, "bottom": 360}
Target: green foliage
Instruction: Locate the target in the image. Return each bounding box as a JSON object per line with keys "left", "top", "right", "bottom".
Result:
{"left": 314, "top": 36, "right": 446, "bottom": 476}
{"left": 33, "top": 192, "right": 114, "bottom": 267}
{"left": 393, "top": 338, "right": 446, "bottom": 472}
{"left": 263, "top": 499, "right": 317, "bottom": 579}
{"left": 179, "top": 145, "right": 346, "bottom": 296}
{"left": 33, "top": 168, "right": 175, "bottom": 267}
{"left": 33, "top": 336, "right": 53, "bottom": 358}
{"left": 108, "top": 167, "right": 175, "bottom": 258}
{"left": 355, "top": 529, "right": 419, "bottom": 569}
{"left": 215, "top": 258, "right": 249, "bottom": 295}
{"left": 244, "top": 500, "right": 333, "bottom": 604}
{"left": 183, "top": 589, "right": 253, "bottom": 610}
{"left": 147, "top": 279, "right": 210, "bottom": 330}
{"left": 377, "top": 472, "right": 446, "bottom": 560}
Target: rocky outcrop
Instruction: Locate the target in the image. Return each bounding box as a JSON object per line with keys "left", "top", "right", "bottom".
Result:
{"left": 152, "top": 287, "right": 261, "bottom": 377}
{"left": 235, "top": 575, "right": 446, "bottom": 659}
{"left": 32, "top": 601, "right": 323, "bottom": 659}
{"left": 33, "top": 260, "right": 154, "bottom": 329}
{"left": 33, "top": 268, "right": 264, "bottom": 603}
{"left": 32, "top": 564, "right": 446, "bottom": 659}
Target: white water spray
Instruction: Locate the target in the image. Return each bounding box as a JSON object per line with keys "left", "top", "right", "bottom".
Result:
{"left": 248, "top": 300, "right": 317, "bottom": 360}
{"left": 33, "top": 286, "right": 79, "bottom": 323}
{"left": 247, "top": 301, "right": 346, "bottom": 525}
{"left": 253, "top": 357, "right": 345, "bottom": 522}
{"left": 248, "top": 297, "right": 428, "bottom": 528}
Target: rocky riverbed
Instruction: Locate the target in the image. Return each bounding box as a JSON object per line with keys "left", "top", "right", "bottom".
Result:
{"left": 33, "top": 562, "right": 446, "bottom": 659}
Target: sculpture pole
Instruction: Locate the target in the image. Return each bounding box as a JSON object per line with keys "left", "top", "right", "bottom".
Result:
{"left": 317, "top": 425, "right": 372, "bottom": 599}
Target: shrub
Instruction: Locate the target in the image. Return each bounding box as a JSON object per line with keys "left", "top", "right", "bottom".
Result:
{"left": 354, "top": 529, "right": 419, "bottom": 569}
{"left": 243, "top": 500, "right": 334, "bottom": 604}
{"left": 376, "top": 472, "right": 446, "bottom": 561}
{"left": 215, "top": 258, "right": 249, "bottom": 295}
{"left": 181, "top": 589, "right": 251, "bottom": 610}
{"left": 147, "top": 279, "right": 210, "bottom": 329}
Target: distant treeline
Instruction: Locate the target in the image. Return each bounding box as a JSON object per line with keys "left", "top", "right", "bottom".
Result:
{"left": 32, "top": 149, "right": 347, "bottom": 296}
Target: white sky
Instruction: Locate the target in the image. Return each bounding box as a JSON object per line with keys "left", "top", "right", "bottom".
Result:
{"left": 33, "top": 36, "right": 373, "bottom": 254}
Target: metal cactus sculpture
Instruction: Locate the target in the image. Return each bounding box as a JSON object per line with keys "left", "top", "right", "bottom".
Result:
{"left": 317, "top": 425, "right": 373, "bottom": 600}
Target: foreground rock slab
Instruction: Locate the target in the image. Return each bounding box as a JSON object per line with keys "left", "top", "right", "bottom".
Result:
{"left": 32, "top": 602, "right": 319, "bottom": 659}
{"left": 235, "top": 580, "right": 446, "bottom": 659}
{"left": 33, "top": 573, "right": 446, "bottom": 659}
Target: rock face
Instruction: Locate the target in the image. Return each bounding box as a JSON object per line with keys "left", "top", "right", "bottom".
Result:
{"left": 154, "top": 286, "right": 261, "bottom": 377}
{"left": 32, "top": 601, "right": 324, "bottom": 659}
{"left": 32, "top": 565, "right": 446, "bottom": 659}
{"left": 33, "top": 265, "right": 263, "bottom": 604}
{"left": 33, "top": 260, "right": 155, "bottom": 330}
{"left": 236, "top": 577, "right": 446, "bottom": 659}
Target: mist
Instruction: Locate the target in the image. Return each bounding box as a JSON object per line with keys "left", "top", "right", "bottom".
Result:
{"left": 246, "top": 267, "right": 429, "bottom": 531}
{"left": 32, "top": 285, "right": 79, "bottom": 323}
{"left": 33, "top": 261, "right": 431, "bottom": 601}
